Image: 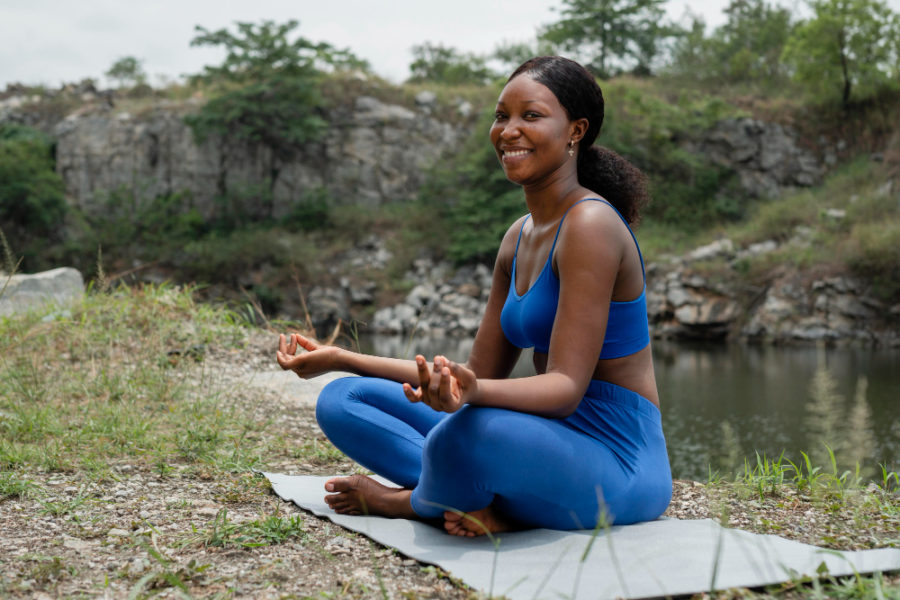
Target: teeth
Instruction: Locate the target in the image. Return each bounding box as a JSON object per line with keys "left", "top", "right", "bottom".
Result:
{"left": 504, "top": 150, "right": 530, "bottom": 157}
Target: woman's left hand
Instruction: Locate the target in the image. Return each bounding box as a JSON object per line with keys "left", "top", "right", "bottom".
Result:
{"left": 402, "top": 355, "right": 477, "bottom": 413}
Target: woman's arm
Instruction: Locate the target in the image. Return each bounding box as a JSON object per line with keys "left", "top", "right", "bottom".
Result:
{"left": 276, "top": 333, "right": 423, "bottom": 384}
{"left": 406, "top": 203, "right": 629, "bottom": 417}
{"left": 276, "top": 217, "right": 527, "bottom": 384}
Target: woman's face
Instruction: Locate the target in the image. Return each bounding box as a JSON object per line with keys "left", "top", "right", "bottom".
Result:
{"left": 489, "top": 74, "right": 582, "bottom": 186}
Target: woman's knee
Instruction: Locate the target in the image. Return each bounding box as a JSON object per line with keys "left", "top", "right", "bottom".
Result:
{"left": 315, "top": 376, "right": 359, "bottom": 433}
{"left": 423, "top": 406, "right": 510, "bottom": 464}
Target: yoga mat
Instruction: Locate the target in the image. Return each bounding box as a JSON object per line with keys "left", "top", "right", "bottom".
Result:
{"left": 264, "top": 473, "right": 900, "bottom": 600}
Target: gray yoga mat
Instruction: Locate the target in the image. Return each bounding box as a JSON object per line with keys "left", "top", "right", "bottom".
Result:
{"left": 264, "top": 472, "right": 900, "bottom": 600}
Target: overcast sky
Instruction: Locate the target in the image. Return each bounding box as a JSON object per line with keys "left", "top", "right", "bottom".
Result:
{"left": 2, "top": 0, "right": 898, "bottom": 90}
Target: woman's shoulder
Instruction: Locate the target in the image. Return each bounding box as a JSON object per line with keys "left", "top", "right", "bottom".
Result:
{"left": 557, "top": 198, "right": 632, "bottom": 257}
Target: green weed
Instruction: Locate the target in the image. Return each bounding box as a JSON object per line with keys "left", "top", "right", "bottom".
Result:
{"left": 0, "top": 470, "right": 40, "bottom": 499}
{"left": 181, "top": 508, "right": 306, "bottom": 549}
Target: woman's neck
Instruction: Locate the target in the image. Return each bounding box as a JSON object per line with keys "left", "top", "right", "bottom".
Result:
{"left": 523, "top": 170, "right": 587, "bottom": 225}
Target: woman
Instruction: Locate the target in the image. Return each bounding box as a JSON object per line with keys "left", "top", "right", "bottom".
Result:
{"left": 276, "top": 56, "right": 672, "bottom": 537}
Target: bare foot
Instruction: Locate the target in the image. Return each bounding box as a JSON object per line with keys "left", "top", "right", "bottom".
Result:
{"left": 324, "top": 474, "right": 417, "bottom": 519}
{"left": 443, "top": 504, "right": 516, "bottom": 537}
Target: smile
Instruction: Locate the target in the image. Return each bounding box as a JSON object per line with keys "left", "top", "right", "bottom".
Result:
{"left": 502, "top": 149, "right": 532, "bottom": 157}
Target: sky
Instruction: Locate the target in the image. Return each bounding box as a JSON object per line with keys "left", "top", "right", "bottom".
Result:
{"left": 1, "top": 0, "right": 898, "bottom": 90}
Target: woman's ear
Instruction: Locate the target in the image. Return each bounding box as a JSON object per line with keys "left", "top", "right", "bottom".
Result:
{"left": 569, "top": 118, "right": 589, "bottom": 144}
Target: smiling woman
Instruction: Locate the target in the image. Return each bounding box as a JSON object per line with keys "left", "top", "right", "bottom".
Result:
{"left": 277, "top": 56, "right": 671, "bottom": 537}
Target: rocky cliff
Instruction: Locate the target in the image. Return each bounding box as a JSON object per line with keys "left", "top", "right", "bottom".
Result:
{"left": 48, "top": 94, "right": 463, "bottom": 218}
{"left": 2, "top": 85, "right": 825, "bottom": 215}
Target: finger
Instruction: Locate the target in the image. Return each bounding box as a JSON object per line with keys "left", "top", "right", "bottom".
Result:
{"left": 296, "top": 334, "right": 318, "bottom": 352}
{"left": 277, "top": 352, "right": 304, "bottom": 370}
{"left": 428, "top": 363, "right": 443, "bottom": 403}
{"left": 415, "top": 355, "right": 431, "bottom": 388}
{"left": 279, "top": 334, "right": 287, "bottom": 354}
{"left": 402, "top": 383, "right": 421, "bottom": 403}
{"left": 439, "top": 365, "right": 452, "bottom": 404}
{"left": 287, "top": 334, "right": 298, "bottom": 355}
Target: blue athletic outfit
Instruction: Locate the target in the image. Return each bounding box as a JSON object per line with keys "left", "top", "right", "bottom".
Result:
{"left": 315, "top": 198, "right": 671, "bottom": 529}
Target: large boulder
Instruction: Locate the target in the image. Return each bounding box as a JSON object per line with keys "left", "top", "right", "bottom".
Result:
{"left": 0, "top": 267, "right": 84, "bottom": 316}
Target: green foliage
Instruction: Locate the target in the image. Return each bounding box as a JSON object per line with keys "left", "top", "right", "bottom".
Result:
{"left": 104, "top": 56, "right": 146, "bottom": 88}
{"left": 491, "top": 39, "right": 560, "bottom": 74}
{"left": 407, "top": 43, "right": 497, "bottom": 85}
{"left": 182, "top": 508, "right": 306, "bottom": 548}
{"left": 600, "top": 81, "right": 744, "bottom": 227}
{"left": 185, "top": 20, "right": 367, "bottom": 197}
{"left": 0, "top": 124, "right": 67, "bottom": 267}
{"left": 782, "top": 0, "right": 900, "bottom": 108}
{"left": 418, "top": 106, "right": 524, "bottom": 264}
{"left": 540, "top": 0, "right": 674, "bottom": 77}
{"left": 845, "top": 219, "right": 900, "bottom": 299}
{"left": 668, "top": 0, "right": 794, "bottom": 89}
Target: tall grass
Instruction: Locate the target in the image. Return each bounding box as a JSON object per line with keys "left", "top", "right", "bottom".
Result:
{"left": 0, "top": 283, "right": 272, "bottom": 478}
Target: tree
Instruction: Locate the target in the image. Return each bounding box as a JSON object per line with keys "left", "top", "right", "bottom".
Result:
{"left": 407, "top": 43, "right": 496, "bottom": 85}
{"left": 185, "top": 20, "right": 367, "bottom": 209}
{"left": 782, "top": 0, "right": 900, "bottom": 107}
{"left": 105, "top": 56, "right": 147, "bottom": 88}
{"left": 0, "top": 125, "right": 67, "bottom": 265}
{"left": 539, "top": 0, "right": 673, "bottom": 78}
{"left": 492, "top": 39, "right": 561, "bottom": 73}
{"left": 668, "top": 0, "right": 794, "bottom": 87}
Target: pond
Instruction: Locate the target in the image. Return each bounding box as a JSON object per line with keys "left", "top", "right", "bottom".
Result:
{"left": 355, "top": 335, "right": 900, "bottom": 482}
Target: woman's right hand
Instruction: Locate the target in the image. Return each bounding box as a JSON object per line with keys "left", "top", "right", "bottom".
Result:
{"left": 276, "top": 333, "right": 344, "bottom": 379}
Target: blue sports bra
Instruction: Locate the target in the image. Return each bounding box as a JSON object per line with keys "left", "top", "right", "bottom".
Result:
{"left": 499, "top": 198, "right": 650, "bottom": 359}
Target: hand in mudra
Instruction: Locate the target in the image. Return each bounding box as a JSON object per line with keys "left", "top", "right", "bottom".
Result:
{"left": 276, "top": 333, "right": 342, "bottom": 379}
{"left": 402, "top": 355, "right": 477, "bottom": 413}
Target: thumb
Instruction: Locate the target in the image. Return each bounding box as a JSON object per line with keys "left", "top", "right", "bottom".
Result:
{"left": 449, "top": 361, "right": 472, "bottom": 383}
{"left": 295, "top": 334, "right": 318, "bottom": 351}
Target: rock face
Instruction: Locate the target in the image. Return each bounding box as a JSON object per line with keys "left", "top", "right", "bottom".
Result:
{"left": 691, "top": 117, "right": 824, "bottom": 198}
{"left": 646, "top": 237, "right": 899, "bottom": 346}
{"left": 0, "top": 267, "right": 84, "bottom": 316}
{"left": 351, "top": 234, "right": 897, "bottom": 346}
{"left": 371, "top": 259, "right": 492, "bottom": 337}
{"left": 52, "top": 95, "right": 463, "bottom": 217}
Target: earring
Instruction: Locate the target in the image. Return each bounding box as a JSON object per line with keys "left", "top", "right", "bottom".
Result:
{"left": 567, "top": 140, "right": 575, "bottom": 157}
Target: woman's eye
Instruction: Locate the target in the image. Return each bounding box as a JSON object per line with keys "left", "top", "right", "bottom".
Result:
{"left": 523, "top": 112, "right": 541, "bottom": 119}
{"left": 494, "top": 112, "right": 507, "bottom": 120}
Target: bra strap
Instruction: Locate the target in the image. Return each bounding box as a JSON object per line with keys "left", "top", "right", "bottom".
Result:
{"left": 549, "top": 198, "right": 646, "bottom": 282}
{"left": 513, "top": 214, "right": 530, "bottom": 258}
{"left": 548, "top": 198, "right": 592, "bottom": 257}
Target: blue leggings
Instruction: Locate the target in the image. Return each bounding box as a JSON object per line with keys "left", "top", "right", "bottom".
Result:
{"left": 315, "top": 377, "right": 672, "bottom": 529}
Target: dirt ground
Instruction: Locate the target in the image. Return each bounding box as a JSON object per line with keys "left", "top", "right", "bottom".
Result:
{"left": 1, "top": 331, "right": 897, "bottom": 599}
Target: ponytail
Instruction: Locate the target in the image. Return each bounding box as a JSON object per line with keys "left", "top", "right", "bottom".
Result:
{"left": 577, "top": 145, "right": 649, "bottom": 225}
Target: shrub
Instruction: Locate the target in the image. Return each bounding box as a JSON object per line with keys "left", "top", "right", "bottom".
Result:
{"left": 845, "top": 219, "right": 900, "bottom": 300}
{"left": 0, "top": 125, "right": 67, "bottom": 267}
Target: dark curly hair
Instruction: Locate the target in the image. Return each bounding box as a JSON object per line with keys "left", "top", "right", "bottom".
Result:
{"left": 508, "top": 56, "right": 649, "bottom": 224}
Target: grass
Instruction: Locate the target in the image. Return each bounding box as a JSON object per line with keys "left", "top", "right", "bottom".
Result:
{"left": 0, "top": 282, "right": 265, "bottom": 476}
{"left": 180, "top": 508, "right": 307, "bottom": 549}
{"left": 2, "top": 282, "right": 898, "bottom": 598}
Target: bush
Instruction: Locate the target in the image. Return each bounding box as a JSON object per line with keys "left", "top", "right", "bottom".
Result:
{"left": 0, "top": 125, "right": 67, "bottom": 267}
{"left": 845, "top": 219, "right": 900, "bottom": 300}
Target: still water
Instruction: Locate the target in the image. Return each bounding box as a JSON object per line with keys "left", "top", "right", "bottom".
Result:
{"left": 356, "top": 335, "right": 900, "bottom": 481}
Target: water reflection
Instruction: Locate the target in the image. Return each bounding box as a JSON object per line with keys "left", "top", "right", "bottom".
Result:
{"left": 355, "top": 335, "right": 900, "bottom": 481}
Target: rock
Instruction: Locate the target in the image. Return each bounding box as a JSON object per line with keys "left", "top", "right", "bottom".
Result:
{"left": 0, "top": 267, "right": 84, "bottom": 316}
{"left": 686, "top": 239, "right": 734, "bottom": 262}
{"left": 50, "top": 94, "right": 464, "bottom": 218}
{"left": 414, "top": 90, "right": 437, "bottom": 111}
{"left": 690, "top": 117, "right": 824, "bottom": 198}
{"left": 736, "top": 240, "right": 777, "bottom": 261}
{"left": 107, "top": 528, "right": 130, "bottom": 537}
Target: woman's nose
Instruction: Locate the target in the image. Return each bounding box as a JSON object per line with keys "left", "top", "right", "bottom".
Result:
{"left": 500, "top": 119, "right": 521, "bottom": 139}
